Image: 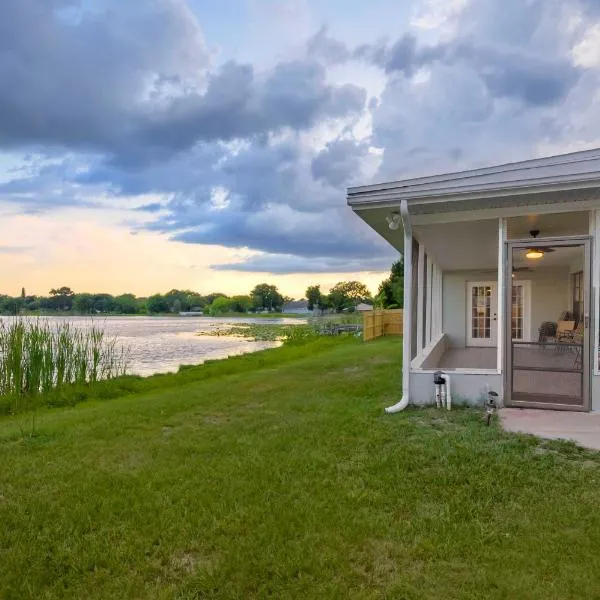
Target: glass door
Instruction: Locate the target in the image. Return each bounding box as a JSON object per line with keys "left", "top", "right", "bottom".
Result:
{"left": 467, "top": 282, "right": 497, "bottom": 347}
{"left": 505, "top": 238, "right": 590, "bottom": 410}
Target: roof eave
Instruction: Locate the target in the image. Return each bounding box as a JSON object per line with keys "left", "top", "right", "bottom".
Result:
{"left": 347, "top": 176, "right": 600, "bottom": 210}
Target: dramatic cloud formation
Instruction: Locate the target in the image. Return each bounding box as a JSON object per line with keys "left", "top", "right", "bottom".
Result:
{"left": 1, "top": 0, "right": 600, "bottom": 285}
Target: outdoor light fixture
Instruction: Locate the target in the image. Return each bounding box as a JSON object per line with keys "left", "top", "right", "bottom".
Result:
{"left": 524, "top": 230, "right": 553, "bottom": 260}
{"left": 386, "top": 212, "right": 401, "bottom": 231}
{"left": 525, "top": 248, "right": 544, "bottom": 260}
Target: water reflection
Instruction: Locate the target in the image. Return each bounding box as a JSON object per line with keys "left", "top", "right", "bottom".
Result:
{"left": 0, "top": 316, "right": 304, "bottom": 377}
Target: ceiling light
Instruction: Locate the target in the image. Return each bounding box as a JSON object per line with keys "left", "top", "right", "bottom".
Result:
{"left": 525, "top": 248, "right": 544, "bottom": 260}
{"left": 386, "top": 212, "right": 401, "bottom": 231}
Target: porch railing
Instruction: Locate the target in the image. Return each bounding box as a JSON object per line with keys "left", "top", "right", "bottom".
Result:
{"left": 363, "top": 309, "right": 403, "bottom": 341}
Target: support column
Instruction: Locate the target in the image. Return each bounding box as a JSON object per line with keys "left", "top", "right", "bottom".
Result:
{"left": 416, "top": 243, "right": 425, "bottom": 354}
{"left": 592, "top": 211, "right": 599, "bottom": 376}
{"left": 497, "top": 217, "right": 506, "bottom": 373}
{"left": 426, "top": 256, "right": 433, "bottom": 345}
{"left": 433, "top": 264, "right": 442, "bottom": 338}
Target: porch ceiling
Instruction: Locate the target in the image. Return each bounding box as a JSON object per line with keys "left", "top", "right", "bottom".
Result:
{"left": 414, "top": 219, "right": 498, "bottom": 271}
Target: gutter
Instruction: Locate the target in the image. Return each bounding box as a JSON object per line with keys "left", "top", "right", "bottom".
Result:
{"left": 385, "top": 199, "right": 412, "bottom": 414}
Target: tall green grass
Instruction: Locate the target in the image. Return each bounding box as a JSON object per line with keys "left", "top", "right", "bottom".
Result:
{"left": 0, "top": 319, "right": 128, "bottom": 415}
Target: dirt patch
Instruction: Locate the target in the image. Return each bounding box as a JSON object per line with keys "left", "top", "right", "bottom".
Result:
{"left": 170, "top": 551, "right": 216, "bottom": 575}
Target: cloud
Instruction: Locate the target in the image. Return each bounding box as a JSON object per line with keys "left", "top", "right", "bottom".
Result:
{"left": 211, "top": 253, "right": 396, "bottom": 274}
{"left": 306, "top": 26, "right": 351, "bottom": 65}
{"left": 0, "top": 0, "right": 209, "bottom": 155}
{"left": 0, "top": 1, "right": 365, "bottom": 166}
{"left": 0, "top": 245, "right": 30, "bottom": 254}
{"left": 133, "top": 202, "right": 164, "bottom": 212}
{"left": 311, "top": 138, "right": 371, "bottom": 187}
{"left": 1, "top": 0, "right": 600, "bottom": 278}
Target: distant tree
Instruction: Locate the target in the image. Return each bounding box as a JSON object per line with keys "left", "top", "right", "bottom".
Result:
{"left": 146, "top": 294, "right": 170, "bottom": 314}
{"left": 73, "top": 293, "right": 95, "bottom": 314}
{"left": 50, "top": 286, "right": 74, "bottom": 297}
{"left": 208, "top": 296, "right": 233, "bottom": 316}
{"left": 203, "top": 293, "right": 227, "bottom": 306}
{"left": 20, "top": 287, "right": 25, "bottom": 299}
{"left": 92, "top": 293, "right": 117, "bottom": 313}
{"left": 328, "top": 281, "right": 371, "bottom": 312}
{"left": 250, "top": 284, "right": 284, "bottom": 312}
{"left": 49, "top": 286, "right": 75, "bottom": 310}
{"left": 230, "top": 295, "right": 252, "bottom": 313}
{"left": 305, "top": 285, "right": 322, "bottom": 311}
{"left": 114, "top": 294, "right": 139, "bottom": 314}
{"left": 377, "top": 259, "right": 404, "bottom": 308}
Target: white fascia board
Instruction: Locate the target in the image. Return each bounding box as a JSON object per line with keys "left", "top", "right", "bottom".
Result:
{"left": 348, "top": 175, "right": 600, "bottom": 209}
{"left": 348, "top": 147, "right": 600, "bottom": 197}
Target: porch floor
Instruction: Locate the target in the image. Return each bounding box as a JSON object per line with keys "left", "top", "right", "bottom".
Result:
{"left": 501, "top": 409, "right": 600, "bottom": 451}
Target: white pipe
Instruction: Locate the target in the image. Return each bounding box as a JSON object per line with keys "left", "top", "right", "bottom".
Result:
{"left": 445, "top": 374, "right": 452, "bottom": 410}
{"left": 435, "top": 383, "right": 441, "bottom": 408}
{"left": 385, "top": 200, "right": 412, "bottom": 414}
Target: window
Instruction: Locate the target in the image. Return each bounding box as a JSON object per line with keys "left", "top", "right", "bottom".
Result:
{"left": 572, "top": 271, "right": 584, "bottom": 326}
{"left": 512, "top": 284, "right": 524, "bottom": 340}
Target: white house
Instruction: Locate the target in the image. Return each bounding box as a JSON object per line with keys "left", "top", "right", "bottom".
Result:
{"left": 356, "top": 302, "right": 374, "bottom": 312}
{"left": 282, "top": 300, "right": 312, "bottom": 314}
{"left": 348, "top": 148, "right": 600, "bottom": 412}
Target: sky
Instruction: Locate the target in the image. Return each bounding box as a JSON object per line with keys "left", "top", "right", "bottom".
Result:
{"left": 2, "top": 0, "right": 600, "bottom": 298}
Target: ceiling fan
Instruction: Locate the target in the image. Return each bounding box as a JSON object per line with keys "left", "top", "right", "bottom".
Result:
{"left": 524, "top": 229, "right": 556, "bottom": 260}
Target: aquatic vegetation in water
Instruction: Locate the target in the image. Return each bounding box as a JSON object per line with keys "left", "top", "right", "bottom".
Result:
{"left": 201, "top": 323, "right": 318, "bottom": 343}
{"left": 0, "top": 319, "right": 129, "bottom": 416}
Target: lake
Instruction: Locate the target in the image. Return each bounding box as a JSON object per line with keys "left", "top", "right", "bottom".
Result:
{"left": 0, "top": 316, "right": 304, "bottom": 377}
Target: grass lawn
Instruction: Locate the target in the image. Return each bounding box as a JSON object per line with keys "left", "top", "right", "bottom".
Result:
{"left": 2, "top": 337, "right": 600, "bottom": 598}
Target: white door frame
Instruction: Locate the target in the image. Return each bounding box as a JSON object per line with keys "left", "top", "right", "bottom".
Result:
{"left": 466, "top": 281, "right": 498, "bottom": 347}
{"left": 511, "top": 280, "right": 532, "bottom": 342}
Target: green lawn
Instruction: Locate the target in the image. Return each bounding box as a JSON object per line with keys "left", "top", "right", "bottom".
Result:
{"left": 2, "top": 338, "right": 600, "bottom": 599}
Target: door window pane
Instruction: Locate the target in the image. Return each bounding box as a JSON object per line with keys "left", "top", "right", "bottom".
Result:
{"left": 512, "top": 284, "right": 524, "bottom": 340}
{"left": 472, "top": 285, "right": 491, "bottom": 339}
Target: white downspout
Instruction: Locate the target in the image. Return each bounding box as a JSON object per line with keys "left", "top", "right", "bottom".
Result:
{"left": 386, "top": 199, "right": 412, "bottom": 414}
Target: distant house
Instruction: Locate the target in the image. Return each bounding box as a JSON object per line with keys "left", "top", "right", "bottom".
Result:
{"left": 282, "top": 300, "right": 312, "bottom": 314}
{"left": 356, "top": 303, "right": 374, "bottom": 312}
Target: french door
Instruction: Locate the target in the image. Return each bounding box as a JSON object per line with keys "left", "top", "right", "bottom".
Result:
{"left": 467, "top": 282, "right": 497, "bottom": 347}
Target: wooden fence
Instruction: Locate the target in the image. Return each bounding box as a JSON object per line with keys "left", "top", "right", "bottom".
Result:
{"left": 363, "top": 309, "right": 403, "bottom": 341}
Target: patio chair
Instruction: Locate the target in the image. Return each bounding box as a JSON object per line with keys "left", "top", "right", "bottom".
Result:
{"left": 559, "top": 324, "right": 584, "bottom": 368}
{"left": 551, "top": 320, "right": 576, "bottom": 353}
{"left": 538, "top": 321, "right": 556, "bottom": 345}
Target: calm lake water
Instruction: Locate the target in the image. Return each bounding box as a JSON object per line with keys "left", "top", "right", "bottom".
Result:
{"left": 0, "top": 316, "right": 304, "bottom": 377}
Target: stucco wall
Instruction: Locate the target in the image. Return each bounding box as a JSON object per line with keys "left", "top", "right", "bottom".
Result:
{"left": 410, "top": 371, "right": 503, "bottom": 406}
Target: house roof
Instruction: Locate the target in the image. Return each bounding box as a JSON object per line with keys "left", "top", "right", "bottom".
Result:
{"left": 356, "top": 303, "right": 373, "bottom": 311}
{"left": 347, "top": 148, "right": 600, "bottom": 210}
{"left": 283, "top": 300, "right": 309, "bottom": 309}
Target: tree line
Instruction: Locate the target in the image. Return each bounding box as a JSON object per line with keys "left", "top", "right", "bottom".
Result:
{"left": 305, "top": 259, "right": 404, "bottom": 312}
{"left": 0, "top": 260, "right": 405, "bottom": 316}
{"left": 0, "top": 284, "right": 288, "bottom": 316}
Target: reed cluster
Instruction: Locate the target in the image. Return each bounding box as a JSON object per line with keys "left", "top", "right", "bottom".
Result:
{"left": 0, "top": 319, "right": 128, "bottom": 410}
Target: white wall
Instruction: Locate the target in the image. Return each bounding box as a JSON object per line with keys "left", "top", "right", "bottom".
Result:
{"left": 443, "top": 270, "right": 497, "bottom": 347}
{"left": 513, "top": 268, "right": 570, "bottom": 341}
{"left": 410, "top": 371, "right": 503, "bottom": 406}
